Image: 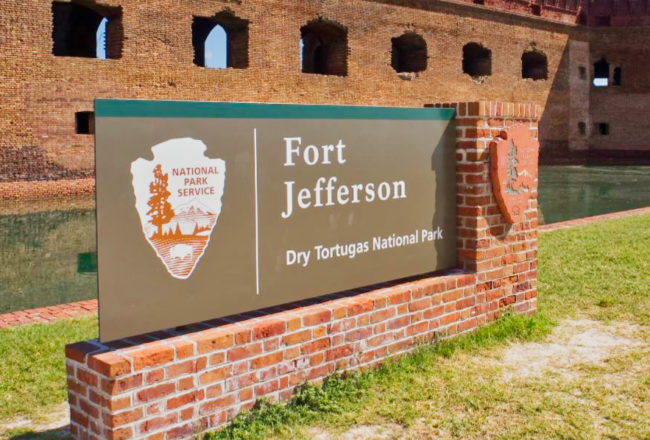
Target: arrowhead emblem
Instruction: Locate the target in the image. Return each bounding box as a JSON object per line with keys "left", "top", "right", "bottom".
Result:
{"left": 489, "top": 125, "right": 539, "bottom": 224}
{"left": 130, "top": 138, "right": 226, "bottom": 279}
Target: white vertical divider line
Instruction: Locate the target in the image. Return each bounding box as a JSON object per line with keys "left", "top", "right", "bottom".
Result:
{"left": 254, "top": 128, "right": 261, "bottom": 295}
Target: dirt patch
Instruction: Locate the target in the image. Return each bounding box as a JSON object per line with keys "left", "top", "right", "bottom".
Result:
{"left": 500, "top": 319, "right": 645, "bottom": 379}
{"left": 308, "top": 424, "right": 405, "bottom": 440}
{"left": 0, "top": 403, "right": 69, "bottom": 440}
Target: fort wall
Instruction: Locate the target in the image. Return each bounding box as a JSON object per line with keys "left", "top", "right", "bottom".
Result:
{"left": 1, "top": 0, "right": 582, "bottom": 183}
{"left": 588, "top": 27, "right": 650, "bottom": 153}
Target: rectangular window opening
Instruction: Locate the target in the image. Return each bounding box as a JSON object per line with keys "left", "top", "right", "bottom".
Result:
{"left": 597, "top": 123, "right": 610, "bottom": 135}
{"left": 75, "top": 111, "right": 95, "bottom": 135}
{"left": 579, "top": 66, "right": 587, "bottom": 79}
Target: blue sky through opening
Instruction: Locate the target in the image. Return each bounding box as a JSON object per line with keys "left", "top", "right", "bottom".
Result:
{"left": 205, "top": 25, "right": 227, "bottom": 69}
{"left": 96, "top": 17, "right": 107, "bottom": 59}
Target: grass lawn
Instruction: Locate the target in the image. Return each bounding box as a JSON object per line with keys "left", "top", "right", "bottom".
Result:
{"left": 0, "top": 317, "right": 97, "bottom": 430}
{"left": 1, "top": 213, "right": 649, "bottom": 439}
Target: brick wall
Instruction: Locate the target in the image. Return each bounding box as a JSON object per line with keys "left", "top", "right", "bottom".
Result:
{"left": 65, "top": 101, "right": 539, "bottom": 440}
{"left": 588, "top": 27, "right": 650, "bottom": 153}
{"left": 0, "top": 0, "right": 577, "bottom": 183}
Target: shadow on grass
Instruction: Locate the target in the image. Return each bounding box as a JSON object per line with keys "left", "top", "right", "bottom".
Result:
{"left": 5, "top": 425, "right": 70, "bottom": 440}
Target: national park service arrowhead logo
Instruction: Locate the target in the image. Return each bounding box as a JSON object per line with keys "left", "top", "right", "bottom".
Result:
{"left": 131, "top": 138, "right": 226, "bottom": 279}
{"left": 490, "top": 125, "right": 539, "bottom": 224}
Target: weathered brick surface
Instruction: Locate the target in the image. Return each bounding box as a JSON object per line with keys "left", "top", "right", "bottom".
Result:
{"left": 65, "top": 101, "right": 539, "bottom": 440}
{"left": 0, "top": 0, "right": 584, "bottom": 189}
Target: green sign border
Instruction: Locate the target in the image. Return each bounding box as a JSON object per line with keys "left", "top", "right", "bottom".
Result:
{"left": 95, "top": 99, "right": 455, "bottom": 121}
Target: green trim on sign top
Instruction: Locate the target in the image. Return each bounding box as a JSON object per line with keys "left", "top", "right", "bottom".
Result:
{"left": 94, "top": 99, "right": 455, "bottom": 120}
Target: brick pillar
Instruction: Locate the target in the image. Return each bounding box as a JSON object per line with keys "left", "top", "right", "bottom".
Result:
{"left": 447, "top": 101, "right": 540, "bottom": 319}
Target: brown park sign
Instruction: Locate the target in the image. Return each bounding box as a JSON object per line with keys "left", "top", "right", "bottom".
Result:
{"left": 95, "top": 100, "right": 457, "bottom": 341}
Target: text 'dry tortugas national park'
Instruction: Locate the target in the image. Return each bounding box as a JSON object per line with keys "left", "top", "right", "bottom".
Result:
{"left": 1, "top": 0, "right": 649, "bottom": 439}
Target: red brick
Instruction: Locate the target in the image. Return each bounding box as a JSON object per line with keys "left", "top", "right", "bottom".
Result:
{"left": 139, "top": 413, "right": 178, "bottom": 433}
{"left": 302, "top": 308, "right": 331, "bottom": 326}
{"left": 136, "top": 382, "right": 175, "bottom": 403}
{"left": 128, "top": 344, "right": 174, "bottom": 371}
{"left": 65, "top": 341, "right": 99, "bottom": 364}
{"left": 251, "top": 352, "right": 283, "bottom": 369}
{"left": 88, "top": 352, "right": 131, "bottom": 377}
{"left": 199, "top": 395, "right": 237, "bottom": 415}
{"left": 146, "top": 368, "right": 164, "bottom": 384}
{"left": 227, "top": 343, "right": 263, "bottom": 361}
{"left": 172, "top": 339, "right": 195, "bottom": 359}
{"left": 101, "top": 374, "right": 143, "bottom": 394}
{"left": 167, "top": 423, "right": 197, "bottom": 440}
{"left": 178, "top": 376, "right": 194, "bottom": 391}
{"left": 300, "top": 337, "right": 330, "bottom": 354}
{"left": 252, "top": 319, "right": 286, "bottom": 340}
{"left": 440, "top": 312, "right": 461, "bottom": 325}
{"left": 199, "top": 366, "right": 232, "bottom": 385}
{"left": 103, "top": 407, "right": 143, "bottom": 428}
{"left": 167, "top": 360, "right": 194, "bottom": 378}
{"left": 408, "top": 297, "right": 431, "bottom": 312}
{"left": 76, "top": 369, "right": 98, "bottom": 387}
{"left": 181, "top": 407, "right": 194, "bottom": 421}
{"left": 326, "top": 345, "right": 353, "bottom": 361}
{"left": 345, "top": 327, "right": 372, "bottom": 341}
{"left": 167, "top": 390, "right": 203, "bottom": 410}
{"left": 107, "top": 427, "right": 133, "bottom": 440}
{"left": 387, "top": 316, "right": 410, "bottom": 330}
{"left": 255, "top": 379, "right": 279, "bottom": 396}
{"left": 194, "top": 330, "right": 233, "bottom": 354}
{"left": 371, "top": 308, "right": 395, "bottom": 323}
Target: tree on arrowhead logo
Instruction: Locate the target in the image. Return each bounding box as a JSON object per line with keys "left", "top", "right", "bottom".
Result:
{"left": 131, "top": 138, "right": 226, "bottom": 279}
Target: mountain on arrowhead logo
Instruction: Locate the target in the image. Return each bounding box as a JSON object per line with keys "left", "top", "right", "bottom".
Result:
{"left": 131, "top": 138, "right": 226, "bottom": 279}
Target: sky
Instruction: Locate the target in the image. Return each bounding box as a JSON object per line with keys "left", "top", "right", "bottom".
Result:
{"left": 96, "top": 18, "right": 107, "bottom": 59}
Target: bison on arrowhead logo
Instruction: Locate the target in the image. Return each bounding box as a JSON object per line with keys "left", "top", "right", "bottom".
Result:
{"left": 131, "top": 138, "right": 226, "bottom": 280}
{"left": 489, "top": 125, "right": 539, "bottom": 224}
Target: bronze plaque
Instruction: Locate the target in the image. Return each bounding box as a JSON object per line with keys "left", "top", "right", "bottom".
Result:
{"left": 95, "top": 100, "right": 457, "bottom": 341}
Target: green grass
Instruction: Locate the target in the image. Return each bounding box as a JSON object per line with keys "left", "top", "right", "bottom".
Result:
{"left": 538, "top": 213, "right": 650, "bottom": 324}
{"left": 0, "top": 316, "right": 97, "bottom": 423}
{"left": 2, "top": 213, "right": 650, "bottom": 440}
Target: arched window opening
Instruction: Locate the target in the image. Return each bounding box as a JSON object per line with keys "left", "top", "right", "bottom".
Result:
{"left": 192, "top": 11, "right": 249, "bottom": 69}
{"left": 593, "top": 58, "right": 609, "bottom": 87}
{"left": 391, "top": 32, "right": 427, "bottom": 73}
{"left": 521, "top": 50, "right": 548, "bottom": 80}
{"left": 300, "top": 19, "right": 348, "bottom": 76}
{"left": 462, "top": 42, "right": 491, "bottom": 78}
{"left": 613, "top": 67, "right": 621, "bottom": 86}
{"left": 204, "top": 25, "right": 228, "bottom": 69}
{"left": 52, "top": 1, "right": 122, "bottom": 59}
